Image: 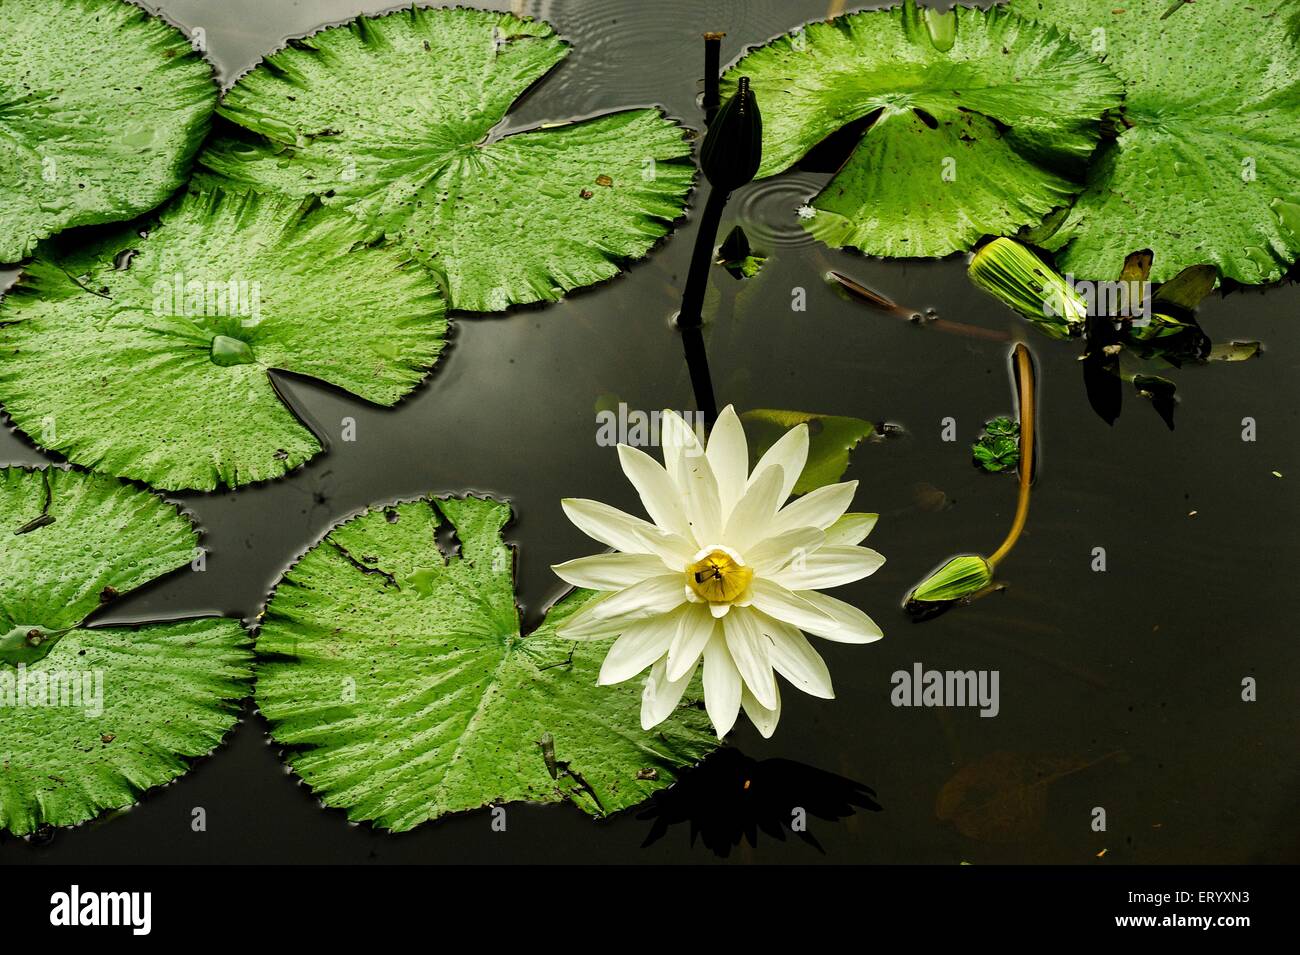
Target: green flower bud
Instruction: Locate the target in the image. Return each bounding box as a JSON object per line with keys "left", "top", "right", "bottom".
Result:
{"left": 907, "top": 554, "right": 994, "bottom": 605}
{"left": 968, "top": 238, "right": 1087, "bottom": 339}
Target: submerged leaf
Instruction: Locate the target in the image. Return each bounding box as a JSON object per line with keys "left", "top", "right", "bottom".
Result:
{"left": 256, "top": 495, "right": 717, "bottom": 832}
{"left": 0, "top": 188, "right": 446, "bottom": 491}
{"left": 0, "top": 467, "right": 251, "bottom": 835}
{"left": 1010, "top": 0, "right": 1300, "bottom": 283}
{"left": 722, "top": 1, "right": 1121, "bottom": 257}
{"left": 740, "top": 409, "right": 874, "bottom": 495}
{"left": 200, "top": 7, "right": 695, "bottom": 312}
{"left": 0, "top": 0, "right": 217, "bottom": 262}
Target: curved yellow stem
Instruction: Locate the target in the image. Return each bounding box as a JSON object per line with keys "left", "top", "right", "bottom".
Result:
{"left": 988, "top": 343, "right": 1035, "bottom": 569}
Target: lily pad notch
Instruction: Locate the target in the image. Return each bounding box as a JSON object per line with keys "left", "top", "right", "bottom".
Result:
{"left": 255, "top": 493, "right": 717, "bottom": 832}
{"left": 0, "top": 466, "right": 252, "bottom": 836}
{"left": 199, "top": 6, "right": 697, "bottom": 312}
{"left": 721, "top": 0, "right": 1123, "bottom": 258}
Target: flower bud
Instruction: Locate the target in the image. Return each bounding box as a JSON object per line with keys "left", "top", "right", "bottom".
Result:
{"left": 969, "top": 238, "right": 1086, "bottom": 339}
{"left": 907, "top": 554, "right": 993, "bottom": 605}
{"left": 701, "top": 77, "right": 762, "bottom": 192}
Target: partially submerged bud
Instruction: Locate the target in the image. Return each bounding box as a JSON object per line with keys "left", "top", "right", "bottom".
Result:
{"left": 969, "top": 238, "right": 1086, "bottom": 339}
{"left": 701, "top": 77, "right": 762, "bottom": 192}
{"left": 907, "top": 554, "right": 993, "bottom": 605}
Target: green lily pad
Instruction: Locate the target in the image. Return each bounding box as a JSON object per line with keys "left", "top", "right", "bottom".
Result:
{"left": 1010, "top": 0, "right": 1300, "bottom": 283}
{"left": 0, "top": 466, "right": 251, "bottom": 836}
{"left": 0, "top": 0, "right": 217, "bottom": 263}
{"left": 256, "top": 494, "right": 717, "bottom": 832}
{"left": 198, "top": 6, "right": 695, "bottom": 312}
{"left": 722, "top": 1, "right": 1122, "bottom": 257}
{"left": 740, "top": 409, "right": 875, "bottom": 495}
{"left": 0, "top": 186, "right": 447, "bottom": 491}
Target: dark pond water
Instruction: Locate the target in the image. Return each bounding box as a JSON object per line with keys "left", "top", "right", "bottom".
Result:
{"left": 2, "top": 0, "right": 1297, "bottom": 864}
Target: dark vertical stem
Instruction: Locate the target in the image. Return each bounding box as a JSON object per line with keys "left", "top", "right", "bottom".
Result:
{"left": 703, "top": 32, "right": 724, "bottom": 124}
{"left": 676, "top": 187, "right": 728, "bottom": 331}
{"left": 680, "top": 324, "right": 718, "bottom": 427}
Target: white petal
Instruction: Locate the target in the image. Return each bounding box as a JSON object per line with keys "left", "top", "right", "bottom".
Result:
{"left": 794, "top": 590, "right": 884, "bottom": 643}
{"left": 768, "top": 481, "right": 858, "bottom": 537}
{"left": 745, "top": 526, "right": 826, "bottom": 575}
{"left": 761, "top": 615, "right": 835, "bottom": 699}
{"left": 560, "top": 498, "right": 692, "bottom": 569}
{"left": 591, "top": 574, "right": 687, "bottom": 620}
{"left": 670, "top": 445, "right": 723, "bottom": 546}
{"left": 640, "top": 656, "right": 697, "bottom": 730}
{"left": 708, "top": 601, "right": 730, "bottom": 618}
{"left": 750, "top": 423, "right": 809, "bottom": 504}
{"left": 770, "top": 545, "right": 886, "bottom": 590}
{"left": 598, "top": 610, "right": 682, "bottom": 685}
{"left": 747, "top": 577, "right": 837, "bottom": 632}
{"left": 741, "top": 683, "right": 781, "bottom": 738}
{"left": 824, "top": 512, "right": 878, "bottom": 546}
{"left": 705, "top": 405, "right": 749, "bottom": 522}
{"left": 616, "top": 444, "right": 693, "bottom": 540}
{"left": 666, "top": 603, "right": 716, "bottom": 681}
{"left": 660, "top": 409, "right": 705, "bottom": 486}
{"left": 555, "top": 597, "right": 625, "bottom": 640}
{"left": 551, "top": 552, "right": 669, "bottom": 590}
{"left": 702, "top": 632, "right": 742, "bottom": 737}
{"left": 722, "top": 608, "right": 777, "bottom": 710}
{"left": 721, "top": 463, "right": 783, "bottom": 552}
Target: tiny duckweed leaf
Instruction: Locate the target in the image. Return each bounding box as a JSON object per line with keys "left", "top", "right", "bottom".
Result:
{"left": 740, "top": 409, "right": 874, "bottom": 495}
{"left": 1010, "top": 0, "right": 1300, "bottom": 283}
{"left": 256, "top": 495, "right": 716, "bottom": 832}
{"left": 0, "top": 467, "right": 252, "bottom": 836}
{"left": 722, "top": 1, "right": 1122, "bottom": 257}
{"left": 0, "top": 187, "right": 447, "bottom": 491}
{"left": 0, "top": 0, "right": 217, "bottom": 263}
{"left": 199, "top": 7, "right": 695, "bottom": 312}
{"left": 972, "top": 417, "right": 1021, "bottom": 472}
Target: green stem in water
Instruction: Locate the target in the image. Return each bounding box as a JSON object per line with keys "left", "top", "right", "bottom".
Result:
{"left": 987, "top": 343, "right": 1035, "bottom": 569}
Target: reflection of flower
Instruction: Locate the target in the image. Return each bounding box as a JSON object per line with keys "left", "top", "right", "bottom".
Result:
{"left": 553, "top": 406, "right": 884, "bottom": 738}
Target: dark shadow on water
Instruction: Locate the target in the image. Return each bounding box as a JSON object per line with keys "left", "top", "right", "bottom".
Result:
{"left": 638, "top": 747, "right": 881, "bottom": 856}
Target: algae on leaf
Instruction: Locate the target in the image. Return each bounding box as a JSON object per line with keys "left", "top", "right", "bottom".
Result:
{"left": 0, "top": 187, "right": 447, "bottom": 491}
{"left": 0, "top": 467, "right": 251, "bottom": 836}
{"left": 0, "top": 0, "right": 217, "bottom": 263}
{"left": 1011, "top": 0, "right": 1300, "bottom": 283}
{"left": 256, "top": 495, "right": 717, "bottom": 832}
{"left": 199, "top": 6, "right": 695, "bottom": 312}
{"left": 722, "top": 1, "right": 1122, "bottom": 257}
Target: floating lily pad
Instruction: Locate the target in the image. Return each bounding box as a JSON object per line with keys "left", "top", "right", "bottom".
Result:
{"left": 740, "top": 409, "right": 874, "bottom": 495}
{"left": 256, "top": 495, "right": 717, "bottom": 832}
{"left": 0, "top": 466, "right": 251, "bottom": 836}
{"left": 199, "top": 6, "right": 695, "bottom": 312}
{"left": 0, "top": 187, "right": 446, "bottom": 491}
{"left": 723, "top": 1, "right": 1122, "bottom": 257}
{"left": 1010, "top": 0, "right": 1300, "bottom": 283}
{"left": 0, "top": 0, "right": 217, "bottom": 263}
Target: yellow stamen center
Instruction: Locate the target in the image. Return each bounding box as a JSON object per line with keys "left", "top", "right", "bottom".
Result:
{"left": 686, "top": 547, "right": 753, "bottom": 603}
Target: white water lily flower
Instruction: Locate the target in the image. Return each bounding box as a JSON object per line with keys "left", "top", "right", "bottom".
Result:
{"left": 553, "top": 405, "right": 884, "bottom": 738}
